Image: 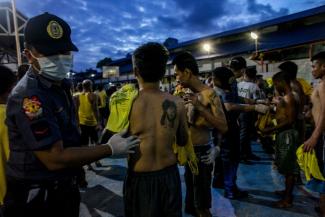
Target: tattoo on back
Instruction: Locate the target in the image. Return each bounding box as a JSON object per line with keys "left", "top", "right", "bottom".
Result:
{"left": 160, "top": 100, "right": 177, "bottom": 128}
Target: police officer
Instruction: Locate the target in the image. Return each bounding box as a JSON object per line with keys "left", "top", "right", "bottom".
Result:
{"left": 2, "top": 13, "right": 139, "bottom": 217}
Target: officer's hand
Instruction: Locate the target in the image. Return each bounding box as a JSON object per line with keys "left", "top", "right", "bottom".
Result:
{"left": 106, "top": 130, "right": 140, "bottom": 156}
{"left": 201, "top": 146, "right": 220, "bottom": 165}
{"left": 254, "top": 104, "right": 269, "bottom": 114}
{"left": 255, "top": 99, "right": 268, "bottom": 105}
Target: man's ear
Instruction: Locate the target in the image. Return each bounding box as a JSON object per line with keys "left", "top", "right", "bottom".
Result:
{"left": 24, "top": 49, "right": 34, "bottom": 64}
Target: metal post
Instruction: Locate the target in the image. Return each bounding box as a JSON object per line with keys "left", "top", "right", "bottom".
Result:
{"left": 255, "top": 39, "right": 258, "bottom": 54}
{"left": 11, "top": 0, "right": 22, "bottom": 66}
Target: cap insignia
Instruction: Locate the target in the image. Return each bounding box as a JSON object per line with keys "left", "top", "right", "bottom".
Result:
{"left": 47, "top": 21, "right": 63, "bottom": 39}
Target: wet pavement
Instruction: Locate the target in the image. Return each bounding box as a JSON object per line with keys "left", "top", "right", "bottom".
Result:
{"left": 79, "top": 142, "right": 319, "bottom": 217}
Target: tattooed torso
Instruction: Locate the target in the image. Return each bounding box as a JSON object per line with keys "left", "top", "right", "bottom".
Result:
{"left": 128, "top": 90, "right": 189, "bottom": 172}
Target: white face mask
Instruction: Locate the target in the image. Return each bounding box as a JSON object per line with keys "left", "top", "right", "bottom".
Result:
{"left": 35, "top": 54, "right": 73, "bottom": 81}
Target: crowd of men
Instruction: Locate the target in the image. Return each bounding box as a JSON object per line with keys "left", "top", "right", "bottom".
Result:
{"left": 0, "top": 12, "right": 324, "bottom": 217}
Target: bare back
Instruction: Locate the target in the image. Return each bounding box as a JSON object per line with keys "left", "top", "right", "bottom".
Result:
{"left": 129, "top": 90, "right": 188, "bottom": 172}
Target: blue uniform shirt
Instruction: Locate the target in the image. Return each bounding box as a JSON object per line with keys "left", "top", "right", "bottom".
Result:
{"left": 220, "top": 79, "right": 241, "bottom": 126}
{"left": 6, "top": 68, "right": 81, "bottom": 181}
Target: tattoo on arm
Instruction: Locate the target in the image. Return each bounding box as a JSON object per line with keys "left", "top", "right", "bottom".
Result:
{"left": 209, "top": 92, "right": 224, "bottom": 117}
{"left": 160, "top": 99, "right": 177, "bottom": 128}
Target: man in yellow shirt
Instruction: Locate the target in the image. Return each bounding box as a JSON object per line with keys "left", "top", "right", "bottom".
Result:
{"left": 97, "top": 85, "right": 108, "bottom": 127}
{"left": 0, "top": 66, "right": 17, "bottom": 206}
{"left": 76, "top": 79, "right": 102, "bottom": 172}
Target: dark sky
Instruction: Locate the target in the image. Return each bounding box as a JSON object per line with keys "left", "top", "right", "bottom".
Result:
{"left": 13, "top": 0, "right": 325, "bottom": 71}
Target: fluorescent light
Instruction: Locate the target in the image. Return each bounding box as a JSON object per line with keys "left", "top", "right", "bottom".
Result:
{"left": 250, "top": 32, "right": 258, "bottom": 40}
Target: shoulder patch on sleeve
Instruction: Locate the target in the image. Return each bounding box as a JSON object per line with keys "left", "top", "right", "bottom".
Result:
{"left": 22, "top": 96, "right": 43, "bottom": 120}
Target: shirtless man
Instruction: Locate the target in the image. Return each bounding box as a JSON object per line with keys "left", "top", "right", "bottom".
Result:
{"left": 303, "top": 51, "right": 325, "bottom": 217}
{"left": 172, "top": 52, "right": 228, "bottom": 217}
{"left": 124, "top": 43, "right": 189, "bottom": 217}
{"left": 278, "top": 61, "right": 306, "bottom": 142}
{"left": 262, "top": 71, "right": 300, "bottom": 208}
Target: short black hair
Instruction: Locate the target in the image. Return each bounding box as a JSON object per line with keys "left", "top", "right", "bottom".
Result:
{"left": 256, "top": 74, "right": 263, "bottom": 79}
{"left": 172, "top": 51, "right": 199, "bottom": 75}
{"left": 245, "top": 67, "right": 257, "bottom": 80}
{"left": 278, "top": 61, "right": 298, "bottom": 80}
{"left": 229, "top": 56, "right": 246, "bottom": 71}
{"left": 133, "top": 42, "right": 169, "bottom": 82}
{"left": 272, "top": 71, "right": 290, "bottom": 85}
{"left": 82, "top": 79, "right": 92, "bottom": 90}
{"left": 311, "top": 51, "right": 325, "bottom": 63}
{"left": 212, "top": 67, "right": 234, "bottom": 91}
{"left": 0, "top": 65, "right": 16, "bottom": 95}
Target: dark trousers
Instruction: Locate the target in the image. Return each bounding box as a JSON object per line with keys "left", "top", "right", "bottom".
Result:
{"left": 99, "top": 129, "right": 114, "bottom": 144}
{"left": 80, "top": 124, "right": 98, "bottom": 146}
{"left": 99, "top": 107, "right": 108, "bottom": 127}
{"left": 185, "top": 145, "right": 213, "bottom": 212}
{"left": 2, "top": 178, "right": 80, "bottom": 217}
{"left": 221, "top": 124, "right": 241, "bottom": 194}
{"left": 239, "top": 112, "right": 254, "bottom": 158}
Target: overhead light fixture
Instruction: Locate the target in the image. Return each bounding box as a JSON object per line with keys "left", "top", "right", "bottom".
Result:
{"left": 250, "top": 32, "right": 258, "bottom": 40}
{"left": 203, "top": 43, "right": 211, "bottom": 53}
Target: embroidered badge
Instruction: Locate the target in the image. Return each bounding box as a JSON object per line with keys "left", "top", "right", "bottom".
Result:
{"left": 23, "top": 96, "right": 43, "bottom": 120}
{"left": 47, "top": 20, "right": 63, "bottom": 39}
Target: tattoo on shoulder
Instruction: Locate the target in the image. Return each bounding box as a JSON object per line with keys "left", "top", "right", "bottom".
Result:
{"left": 160, "top": 99, "right": 177, "bottom": 128}
{"left": 209, "top": 92, "right": 219, "bottom": 106}
{"left": 209, "top": 92, "right": 224, "bottom": 114}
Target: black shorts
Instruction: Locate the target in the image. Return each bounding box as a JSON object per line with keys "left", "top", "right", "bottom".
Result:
{"left": 124, "top": 164, "right": 182, "bottom": 217}
{"left": 2, "top": 178, "right": 80, "bottom": 217}
{"left": 80, "top": 125, "right": 98, "bottom": 146}
{"left": 185, "top": 145, "right": 213, "bottom": 212}
{"left": 99, "top": 107, "right": 108, "bottom": 120}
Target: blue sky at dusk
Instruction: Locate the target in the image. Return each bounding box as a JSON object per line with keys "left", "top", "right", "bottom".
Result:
{"left": 12, "top": 0, "right": 325, "bottom": 71}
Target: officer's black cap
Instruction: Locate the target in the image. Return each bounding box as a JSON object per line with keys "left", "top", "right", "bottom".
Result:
{"left": 24, "top": 12, "right": 78, "bottom": 55}
{"left": 311, "top": 51, "right": 325, "bottom": 61}
{"left": 229, "top": 56, "right": 247, "bottom": 71}
{"left": 212, "top": 66, "right": 234, "bottom": 90}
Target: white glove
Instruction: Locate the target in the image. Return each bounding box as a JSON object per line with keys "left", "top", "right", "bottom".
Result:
{"left": 106, "top": 130, "right": 140, "bottom": 156}
{"left": 254, "top": 104, "right": 269, "bottom": 114}
{"left": 201, "top": 146, "right": 220, "bottom": 165}
{"left": 255, "top": 99, "right": 268, "bottom": 104}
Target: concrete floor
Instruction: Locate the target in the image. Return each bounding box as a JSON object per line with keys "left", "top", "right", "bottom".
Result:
{"left": 79, "top": 143, "right": 319, "bottom": 217}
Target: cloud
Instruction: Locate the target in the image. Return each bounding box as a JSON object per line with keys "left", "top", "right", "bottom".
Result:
{"left": 14, "top": 0, "right": 322, "bottom": 71}
{"left": 247, "top": 0, "right": 289, "bottom": 20}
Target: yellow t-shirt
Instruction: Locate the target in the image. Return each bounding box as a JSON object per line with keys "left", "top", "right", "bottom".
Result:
{"left": 78, "top": 93, "right": 97, "bottom": 126}
{"left": 106, "top": 84, "right": 138, "bottom": 132}
{"left": 0, "top": 104, "right": 9, "bottom": 205}
{"left": 98, "top": 90, "right": 107, "bottom": 109}
{"left": 297, "top": 78, "right": 313, "bottom": 96}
